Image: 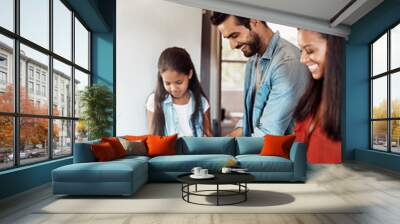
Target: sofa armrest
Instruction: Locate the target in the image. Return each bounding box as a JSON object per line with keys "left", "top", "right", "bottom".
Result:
{"left": 73, "top": 141, "right": 99, "bottom": 163}
{"left": 289, "top": 142, "right": 306, "bottom": 181}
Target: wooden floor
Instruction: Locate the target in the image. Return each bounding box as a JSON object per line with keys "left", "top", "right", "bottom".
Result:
{"left": 1, "top": 162, "right": 400, "bottom": 224}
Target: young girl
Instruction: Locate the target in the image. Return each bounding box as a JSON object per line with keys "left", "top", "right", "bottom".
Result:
{"left": 146, "top": 47, "right": 212, "bottom": 137}
{"left": 295, "top": 29, "right": 343, "bottom": 163}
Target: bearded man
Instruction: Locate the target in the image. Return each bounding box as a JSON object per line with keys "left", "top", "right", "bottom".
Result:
{"left": 211, "top": 12, "right": 309, "bottom": 137}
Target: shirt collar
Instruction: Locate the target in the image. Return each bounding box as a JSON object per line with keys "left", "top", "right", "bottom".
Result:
{"left": 164, "top": 90, "right": 193, "bottom": 105}
{"left": 259, "top": 31, "right": 280, "bottom": 60}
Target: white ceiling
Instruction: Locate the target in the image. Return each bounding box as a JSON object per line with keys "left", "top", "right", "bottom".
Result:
{"left": 225, "top": 0, "right": 352, "bottom": 23}
{"left": 163, "top": 0, "right": 384, "bottom": 37}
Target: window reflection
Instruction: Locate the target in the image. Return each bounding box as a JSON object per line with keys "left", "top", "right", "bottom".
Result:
{"left": 53, "top": 59, "right": 72, "bottom": 117}
{"left": 19, "top": 117, "right": 49, "bottom": 165}
{"left": 0, "top": 34, "right": 14, "bottom": 113}
{"left": 53, "top": 119, "right": 72, "bottom": 157}
{"left": 391, "top": 24, "right": 400, "bottom": 70}
{"left": 53, "top": 0, "right": 72, "bottom": 60}
{"left": 372, "top": 77, "right": 387, "bottom": 119}
{"left": 74, "top": 69, "right": 89, "bottom": 118}
{"left": 74, "top": 18, "right": 89, "bottom": 69}
{"left": 372, "top": 121, "right": 388, "bottom": 151}
{"left": 20, "top": 0, "right": 49, "bottom": 49}
{"left": 0, "top": 116, "right": 13, "bottom": 169}
{"left": 20, "top": 44, "right": 49, "bottom": 115}
{"left": 0, "top": 0, "right": 14, "bottom": 31}
{"left": 372, "top": 34, "right": 387, "bottom": 76}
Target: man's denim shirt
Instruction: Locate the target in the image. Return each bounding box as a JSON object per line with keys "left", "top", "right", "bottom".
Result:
{"left": 236, "top": 32, "right": 309, "bottom": 137}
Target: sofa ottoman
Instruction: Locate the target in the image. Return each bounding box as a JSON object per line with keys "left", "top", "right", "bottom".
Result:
{"left": 52, "top": 156, "right": 149, "bottom": 196}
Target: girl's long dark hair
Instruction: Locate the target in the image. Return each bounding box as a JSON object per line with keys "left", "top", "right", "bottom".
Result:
{"left": 152, "top": 47, "right": 208, "bottom": 136}
{"left": 294, "top": 33, "right": 343, "bottom": 141}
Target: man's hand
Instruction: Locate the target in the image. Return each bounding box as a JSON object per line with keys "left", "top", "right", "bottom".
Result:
{"left": 226, "top": 128, "right": 243, "bottom": 137}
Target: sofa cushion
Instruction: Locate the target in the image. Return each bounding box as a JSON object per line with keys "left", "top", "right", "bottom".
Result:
{"left": 178, "top": 137, "right": 235, "bottom": 155}
{"left": 148, "top": 154, "right": 235, "bottom": 172}
{"left": 101, "top": 137, "right": 127, "bottom": 158}
{"left": 236, "top": 155, "right": 293, "bottom": 172}
{"left": 260, "top": 134, "right": 296, "bottom": 159}
{"left": 91, "top": 142, "right": 118, "bottom": 161}
{"left": 118, "top": 138, "right": 147, "bottom": 156}
{"left": 235, "top": 137, "right": 263, "bottom": 155}
{"left": 147, "top": 134, "right": 177, "bottom": 157}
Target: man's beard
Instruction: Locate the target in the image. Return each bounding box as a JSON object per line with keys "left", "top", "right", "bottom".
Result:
{"left": 240, "top": 32, "right": 261, "bottom": 57}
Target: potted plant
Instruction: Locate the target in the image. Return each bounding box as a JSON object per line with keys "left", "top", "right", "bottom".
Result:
{"left": 79, "top": 84, "right": 113, "bottom": 140}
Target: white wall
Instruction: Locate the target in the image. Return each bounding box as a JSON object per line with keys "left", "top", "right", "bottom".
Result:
{"left": 116, "top": 0, "right": 203, "bottom": 135}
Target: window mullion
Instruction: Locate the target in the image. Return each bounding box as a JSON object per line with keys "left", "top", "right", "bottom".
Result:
{"left": 13, "top": 0, "right": 21, "bottom": 167}
{"left": 71, "top": 10, "right": 76, "bottom": 154}
{"left": 49, "top": 0, "right": 54, "bottom": 160}
{"left": 388, "top": 29, "right": 391, "bottom": 152}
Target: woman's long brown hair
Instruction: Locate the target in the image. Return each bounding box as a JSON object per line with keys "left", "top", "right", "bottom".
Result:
{"left": 152, "top": 47, "right": 208, "bottom": 136}
{"left": 294, "top": 32, "right": 344, "bottom": 141}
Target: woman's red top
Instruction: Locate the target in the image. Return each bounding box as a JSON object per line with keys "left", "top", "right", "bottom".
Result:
{"left": 295, "top": 116, "right": 342, "bottom": 164}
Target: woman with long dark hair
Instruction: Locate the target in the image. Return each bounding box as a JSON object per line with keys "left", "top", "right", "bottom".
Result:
{"left": 295, "top": 29, "right": 343, "bottom": 163}
{"left": 146, "top": 47, "right": 212, "bottom": 137}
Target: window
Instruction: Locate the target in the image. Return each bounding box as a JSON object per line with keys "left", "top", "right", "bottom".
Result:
{"left": 35, "top": 70, "right": 41, "bottom": 81}
{"left": 220, "top": 36, "right": 248, "bottom": 136}
{"left": 0, "top": 71, "right": 6, "bottom": 84}
{"left": 0, "top": 54, "right": 7, "bottom": 67}
{"left": 28, "top": 81, "right": 34, "bottom": 94}
{"left": 0, "top": 35, "right": 13, "bottom": 112}
{"left": 75, "top": 17, "right": 89, "bottom": 69}
{"left": 28, "top": 67, "right": 34, "bottom": 80}
{"left": 74, "top": 69, "right": 89, "bottom": 120}
{"left": 42, "top": 85, "right": 46, "bottom": 97}
{"left": 0, "top": 0, "right": 91, "bottom": 170}
{"left": 20, "top": 0, "right": 49, "bottom": 49}
{"left": 0, "top": 54, "right": 7, "bottom": 88}
{"left": 0, "top": 116, "right": 13, "bottom": 170}
{"left": 53, "top": 0, "right": 72, "bottom": 60}
{"left": 371, "top": 23, "right": 400, "bottom": 154}
{"left": 53, "top": 59, "right": 72, "bottom": 116}
{"left": 0, "top": 0, "right": 14, "bottom": 31}
{"left": 35, "top": 83, "right": 40, "bottom": 95}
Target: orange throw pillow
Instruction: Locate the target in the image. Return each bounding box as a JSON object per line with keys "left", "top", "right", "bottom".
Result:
{"left": 101, "top": 137, "right": 127, "bottom": 158}
{"left": 260, "top": 134, "right": 296, "bottom": 159}
{"left": 91, "top": 142, "right": 117, "bottom": 161}
{"left": 124, "top": 135, "right": 149, "bottom": 141}
{"left": 146, "top": 134, "right": 177, "bottom": 157}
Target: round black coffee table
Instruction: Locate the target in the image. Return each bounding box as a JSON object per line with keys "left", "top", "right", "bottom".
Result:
{"left": 177, "top": 173, "right": 255, "bottom": 206}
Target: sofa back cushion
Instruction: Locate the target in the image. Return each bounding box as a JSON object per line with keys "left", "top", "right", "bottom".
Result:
{"left": 101, "top": 137, "right": 127, "bottom": 158}
{"left": 73, "top": 139, "right": 100, "bottom": 163}
{"left": 178, "top": 137, "right": 235, "bottom": 155}
{"left": 259, "top": 134, "right": 296, "bottom": 159}
{"left": 147, "top": 134, "right": 177, "bottom": 157}
{"left": 91, "top": 142, "right": 118, "bottom": 161}
{"left": 235, "top": 137, "right": 263, "bottom": 155}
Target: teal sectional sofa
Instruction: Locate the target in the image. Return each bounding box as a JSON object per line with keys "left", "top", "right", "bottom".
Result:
{"left": 52, "top": 137, "right": 306, "bottom": 196}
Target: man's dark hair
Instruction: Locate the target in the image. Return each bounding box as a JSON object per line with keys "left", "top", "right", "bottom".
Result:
{"left": 210, "top": 12, "right": 251, "bottom": 29}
